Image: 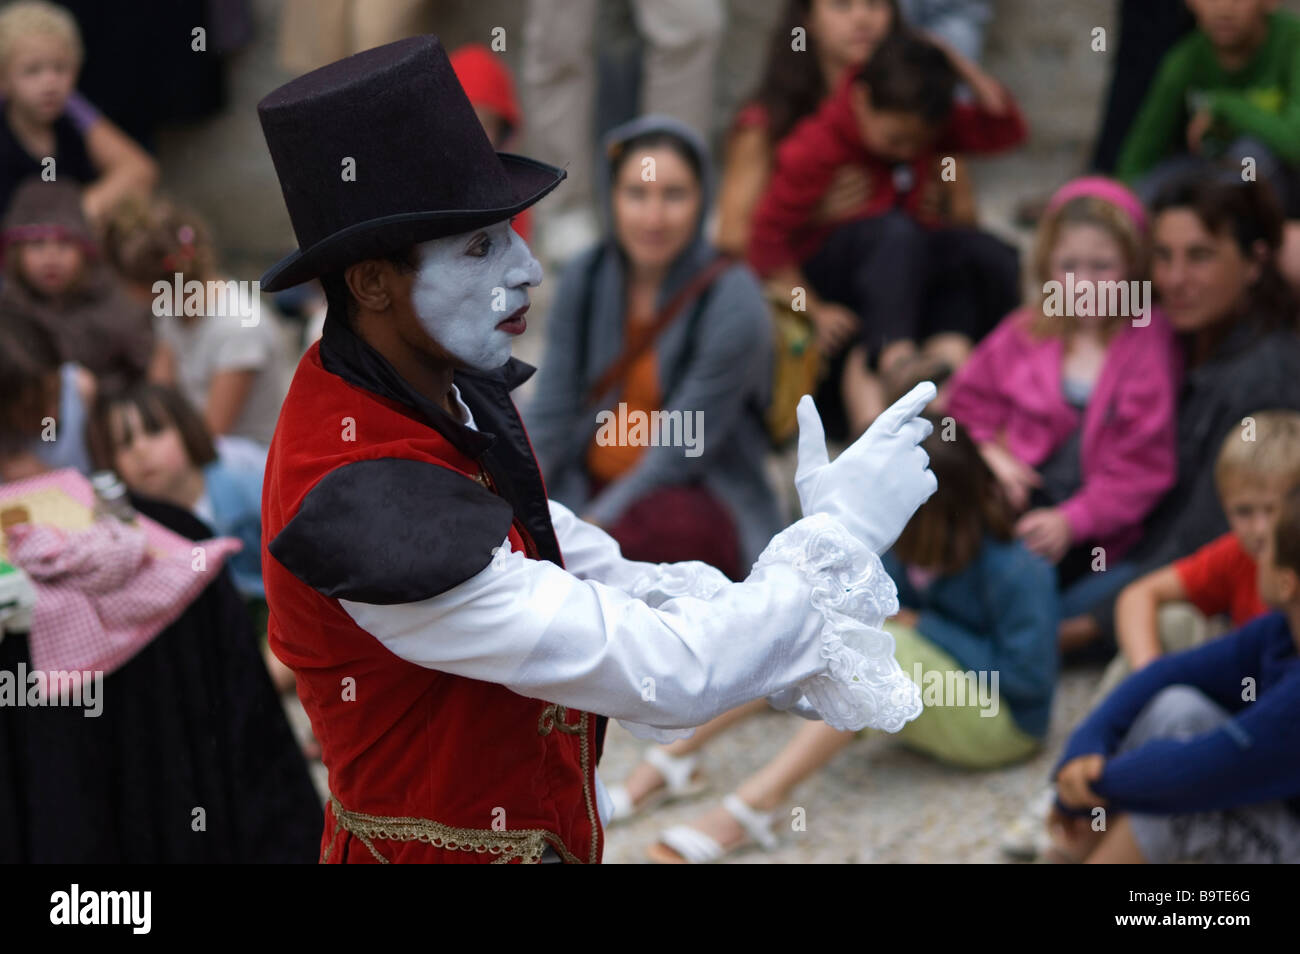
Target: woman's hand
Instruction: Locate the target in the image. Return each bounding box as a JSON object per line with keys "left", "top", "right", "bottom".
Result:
{"left": 1015, "top": 507, "right": 1072, "bottom": 563}
{"left": 809, "top": 301, "right": 861, "bottom": 356}
{"left": 977, "top": 441, "right": 1040, "bottom": 512}
{"left": 813, "top": 165, "right": 873, "bottom": 224}
{"left": 922, "top": 29, "right": 1010, "bottom": 115}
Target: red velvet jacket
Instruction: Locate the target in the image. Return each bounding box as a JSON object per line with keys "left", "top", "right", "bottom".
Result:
{"left": 746, "top": 68, "right": 1027, "bottom": 276}
{"left": 262, "top": 317, "right": 603, "bottom": 863}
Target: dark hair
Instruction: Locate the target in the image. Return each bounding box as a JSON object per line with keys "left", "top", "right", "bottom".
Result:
{"left": 1273, "top": 482, "right": 1300, "bottom": 577}
{"left": 606, "top": 128, "right": 703, "bottom": 187}
{"left": 0, "top": 309, "right": 63, "bottom": 455}
{"left": 86, "top": 382, "right": 217, "bottom": 473}
{"left": 748, "top": 0, "right": 903, "bottom": 143}
{"left": 892, "top": 415, "right": 1014, "bottom": 574}
{"left": 853, "top": 30, "right": 957, "bottom": 125}
{"left": 1150, "top": 173, "right": 1298, "bottom": 332}
{"left": 319, "top": 245, "right": 420, "bottom": 323}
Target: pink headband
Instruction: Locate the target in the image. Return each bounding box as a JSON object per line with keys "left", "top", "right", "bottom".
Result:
{"left": 1, "top": 223, "right": 96, "bottom": 250}
{"left": 1044, "top": 176, "right": 1149, "bottom": 234}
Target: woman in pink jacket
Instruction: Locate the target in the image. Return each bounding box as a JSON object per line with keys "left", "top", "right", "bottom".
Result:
{"left": 947, "top": 177, "right": 1180, "bottom": 652}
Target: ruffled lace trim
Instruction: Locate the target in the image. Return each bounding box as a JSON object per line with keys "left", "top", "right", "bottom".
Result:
{"left": 755, "top": 513, "right": 922, "bottom": 733}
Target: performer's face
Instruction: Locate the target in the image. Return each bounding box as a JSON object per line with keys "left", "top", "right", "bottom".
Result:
{"left": 409, "top": 219, "right": 542, "bottom": 371}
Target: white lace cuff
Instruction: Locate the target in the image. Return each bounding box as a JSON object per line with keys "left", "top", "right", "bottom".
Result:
{"left": 615, "top": 561, "right": 733, "bottom": 743}
{"left": 755, "top": 513, "right": 922, "bottom": 733}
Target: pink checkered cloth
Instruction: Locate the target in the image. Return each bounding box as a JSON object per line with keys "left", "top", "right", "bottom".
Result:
{"left": 4, "top": 515, "right": 241, "bottom": 677}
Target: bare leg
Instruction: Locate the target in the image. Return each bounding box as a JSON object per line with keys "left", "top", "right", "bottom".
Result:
{"left": 649, "top": 720, "right": 857, "bottom": 859}
{"left": 1059, "top": 614, "right": 1102, "bottom": 653}
{"left": 921, "top": 332, "right": 972, "bottom": 369}
{"left": 620, "top": 698, "right": 767, "bottom": 805}
{"left": 1085, "top": 814, "right": 1148, "bottom": 863}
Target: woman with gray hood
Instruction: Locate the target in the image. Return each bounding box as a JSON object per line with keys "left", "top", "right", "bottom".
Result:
{"left": 524, "top": 115, "right": 782, "bottom": 578}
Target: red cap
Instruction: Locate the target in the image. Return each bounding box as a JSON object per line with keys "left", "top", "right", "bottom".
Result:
{"left": 449, "top": 43, "right": 521, "bottom": 136}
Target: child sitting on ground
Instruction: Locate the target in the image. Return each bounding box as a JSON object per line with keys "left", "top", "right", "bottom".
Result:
{"left": 1116, "top": 0, "right": 1300, "bottom": 217}
{"left": 1046, "top": 482, "right": 1300, "bottom": 864}
{"left": 82, "top": 380, "right": 304, "bottom": 706}
{"left": 0, "top": 178, "right": 154, "bottom": 393}
{"left": 1001, "top": 410, "right": 1300, "bottom": 861}
{"left": 946, "top": 177, "right": 1180, "bottom": 652}
{"left": 746, "top": 29, "right": 1026, "bottom": 435}
{"left": 0, "top": 0, "right": 156, "bottom": 221}
{"left": 1103, "top": 410, "right": 1300, "bottom": 695}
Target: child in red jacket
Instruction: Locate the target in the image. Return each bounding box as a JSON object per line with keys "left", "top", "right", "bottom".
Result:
{"left": 748, "top": 30, "right": 1026, "bottom": 437}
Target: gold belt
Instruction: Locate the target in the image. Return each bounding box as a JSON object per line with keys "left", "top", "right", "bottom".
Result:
{"left": 323, "top": 794, "right": 579, "bottom": 864}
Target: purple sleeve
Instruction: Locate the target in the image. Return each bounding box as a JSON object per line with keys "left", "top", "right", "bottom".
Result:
{"left": 64, "top": 91, "right": 101, "bottom": 134}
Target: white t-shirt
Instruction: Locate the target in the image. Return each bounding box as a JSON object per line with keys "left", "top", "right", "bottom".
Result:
{"left": 156, "top": 299, "right": 292, "bottom": 446}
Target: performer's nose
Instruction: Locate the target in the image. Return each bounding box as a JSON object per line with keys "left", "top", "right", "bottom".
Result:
{"left": 506, "top": 249, "right": 543, "bottom": 288}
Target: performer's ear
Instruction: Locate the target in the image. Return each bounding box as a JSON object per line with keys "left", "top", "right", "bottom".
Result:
{"left": 344, "top": 260, "right": 396, "bottom": 314}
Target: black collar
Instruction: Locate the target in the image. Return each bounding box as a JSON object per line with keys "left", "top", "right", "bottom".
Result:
{"left": 318, "top": 308, "right": 536, "bottom": 460}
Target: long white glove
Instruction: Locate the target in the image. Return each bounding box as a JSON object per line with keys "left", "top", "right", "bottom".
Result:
{"left": 795, "top": 381, "right": 939, "bottom": 554}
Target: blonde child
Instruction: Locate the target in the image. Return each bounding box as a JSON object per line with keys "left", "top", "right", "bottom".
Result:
{"left": 0, "top": 0, "right": 156, "bottom": 222}
{"left": 947, "top": 177, "right": 1181, "bottom": 651}
{"left": 1103, "top": 411, "right": 1300, "bottom": 694}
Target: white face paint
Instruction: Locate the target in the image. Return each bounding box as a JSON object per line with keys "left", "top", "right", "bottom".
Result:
{"left": 409, "top": 219, "right": 543, "bottom": 370}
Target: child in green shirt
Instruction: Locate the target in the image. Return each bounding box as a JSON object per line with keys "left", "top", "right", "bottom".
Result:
{"left": 1117, "top": 0, "right": 1300, "bottom": 215}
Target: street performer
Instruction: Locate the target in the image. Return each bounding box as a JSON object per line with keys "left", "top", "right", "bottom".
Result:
{"left": 257, "top": 34, "right": 938, "bottom": 863}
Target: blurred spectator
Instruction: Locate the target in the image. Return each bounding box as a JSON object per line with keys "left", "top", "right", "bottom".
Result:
{"left": 524, "top": 115, "right": 781, "bottom": 578}
{"left": 0, "top": 0, "right": 157, "bottom": 222}
{"left": 1074, "top": 174, "right": 1300, "bottom": 651}
{"left": 715, "top": 0, "right": 904, "bottom": 259}
{"left": 0, "top": 178, "right": 154, "bottom": 392}
{"left": 1090, "top": 0, "right": 1196, "bottom": 175}
{"left": 1118, "top": 0, "right": 1300, "bottom": 216}
{"left": 1104, "top": 412, "right": 1300, "bottom": 692}
{"left": 946, "top": 177, "right": 1180, "bottom": 635}
{"left": 0, "top": 306, "right": 93, "bottom": 479}
{"left": 1046, "top": 481, "right": 1300, "bottom": 864}
{"left": 102, "top": 195, "right": 289, "bottom": 447}
{"left": 522, "top": 0, "right": 725, "bottom": 264}
{"left": 86, "top": 381, "right": 266, "bottom": 603}
{"left": 278, "top": 0, "right": 430, "bottom": 75}
{"left": 747, "top": 30, "right": 1025, "bottom": 436}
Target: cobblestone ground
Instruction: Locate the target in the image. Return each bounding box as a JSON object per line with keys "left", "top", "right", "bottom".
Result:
{"left": 597, "top": 664, "right": 1102, "bottom": 864}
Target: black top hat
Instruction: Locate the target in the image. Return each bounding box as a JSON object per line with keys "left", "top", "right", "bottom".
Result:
{"left": 256, "top": 35, "right": 565, "bottom": 291}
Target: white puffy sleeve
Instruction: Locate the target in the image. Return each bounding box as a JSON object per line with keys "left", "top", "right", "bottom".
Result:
{"left": 340, "top": 512, "right": 922, "bottom": 741}
{"left": 545, "top": 498, "right": 732, "bottom": 598}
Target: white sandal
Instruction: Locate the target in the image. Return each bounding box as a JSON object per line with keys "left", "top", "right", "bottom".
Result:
{"left": 607, "top": 747, "right": 709, "bottom": 825}
{"left": 649, "top": 793, "right": 779, "bottom": 864}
